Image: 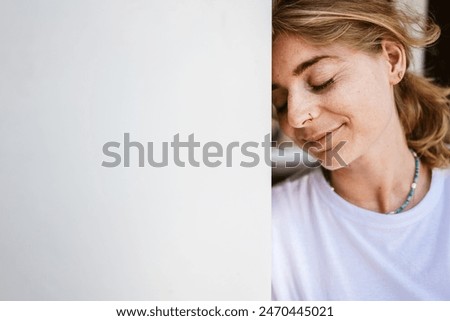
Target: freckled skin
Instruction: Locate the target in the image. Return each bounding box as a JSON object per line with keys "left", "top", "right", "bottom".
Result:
{"left": 272, "top": 34, "right": 401, "bottom": 169}
{"left": 272, "top": 34, "right": 433, "bottom": 213}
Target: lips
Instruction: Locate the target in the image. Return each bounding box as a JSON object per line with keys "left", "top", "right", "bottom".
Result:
{"left": 302, "top": 124, "right": 344, "bottom": 151}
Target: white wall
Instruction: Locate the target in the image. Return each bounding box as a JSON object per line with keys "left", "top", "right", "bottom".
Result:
{"left": 0, "top": 0, "right": 271, "bottom": 300}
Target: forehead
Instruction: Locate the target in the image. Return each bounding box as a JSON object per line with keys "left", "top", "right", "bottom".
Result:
{"left": 273, "top": 34, "right": 354, "bottom": 61}
{"left": 272, "top": 34, "right": 355, "bottom": 79}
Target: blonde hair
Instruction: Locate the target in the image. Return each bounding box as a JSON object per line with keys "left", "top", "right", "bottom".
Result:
{"left": 273, "top": 0, "right": 450, "bottom": 168}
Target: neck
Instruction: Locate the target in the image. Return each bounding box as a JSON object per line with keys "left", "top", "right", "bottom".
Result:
{"left": 327, "top": 133, "right": 431, "bottom": 214}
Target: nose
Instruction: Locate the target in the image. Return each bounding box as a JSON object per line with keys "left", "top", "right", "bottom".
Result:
{"left": 286, "top": 91, "right": 317, "bottom": 128}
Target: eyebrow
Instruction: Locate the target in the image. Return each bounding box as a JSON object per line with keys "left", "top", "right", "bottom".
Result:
{"left": 272, "top": 55, "right": 337, "bottom": 90}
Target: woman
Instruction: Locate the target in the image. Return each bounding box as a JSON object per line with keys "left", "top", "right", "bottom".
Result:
{"left": 272, "top": 0, "right": 450, "bottom": 300}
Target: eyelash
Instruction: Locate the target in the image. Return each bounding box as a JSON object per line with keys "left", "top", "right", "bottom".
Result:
{"left": 310, "top": 78, "right": 335, "bottom": 92}
{"left": 274, "top": 78, "right": 335, "bottom": 114}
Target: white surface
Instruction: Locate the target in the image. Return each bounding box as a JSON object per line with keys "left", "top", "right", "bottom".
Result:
{"left": 0, "top": 0, "right": 271, "bottom": 300}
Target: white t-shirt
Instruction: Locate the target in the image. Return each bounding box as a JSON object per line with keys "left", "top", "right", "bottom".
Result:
{"left": 272, "top": 167, "right": 450, "bottom": 300}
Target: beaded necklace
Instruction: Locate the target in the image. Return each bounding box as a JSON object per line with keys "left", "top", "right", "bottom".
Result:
{"left": 387, "top": 150, "right": 420, "bottom": 214}
{"left": 325, "top": 150, "right": 420, "bottom": 214}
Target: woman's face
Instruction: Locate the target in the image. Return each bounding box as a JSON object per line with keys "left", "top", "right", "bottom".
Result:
{"left": 272, "top": 34, "right": 399, "bottom": 169}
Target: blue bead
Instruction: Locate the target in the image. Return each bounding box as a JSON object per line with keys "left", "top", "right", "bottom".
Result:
{"left": 389, "top": 149, "right": 419, "bottom": 214}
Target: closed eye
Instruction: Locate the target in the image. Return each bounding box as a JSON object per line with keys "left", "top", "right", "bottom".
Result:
{"left": 273, "top": 78, "right": 334, "bottom": 113}
{"left": 310, "top": 78, "right": 334, "bottom": 92}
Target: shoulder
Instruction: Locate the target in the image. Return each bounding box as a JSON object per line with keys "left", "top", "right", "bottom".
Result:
{"left": 433, "top": 166, "right": 450, "bottom": 190}
{"left": 272, "top": 167, "right": 316, "bottom": 197}
{"left": 431, "top": 166, "right": 450, "bottom": 183}
{"left": 437, "top": 166, "right": 450, "bottom": 177}
{"left": 272, "top": 167, "right": 323, "bottom": 219}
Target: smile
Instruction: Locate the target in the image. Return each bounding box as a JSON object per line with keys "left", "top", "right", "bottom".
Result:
{"left": 303, "top": 124, "right": 344, "bottom": 151}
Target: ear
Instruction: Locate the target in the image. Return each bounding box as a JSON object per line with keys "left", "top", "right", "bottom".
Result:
{"left": 381, "top": 39, "right": 406, "bottom": 85}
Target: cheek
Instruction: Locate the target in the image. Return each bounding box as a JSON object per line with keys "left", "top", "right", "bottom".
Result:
{"left": 334, "top": 77, "right": 390, "bottom": 126}
{"left": 356, "top": 87, "right": 393, "bottom": 130}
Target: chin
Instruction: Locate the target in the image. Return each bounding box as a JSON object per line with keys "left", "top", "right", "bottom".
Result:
{"left": 315, "top": 148, "right": 352, "bottom": 171}
{"left": 320, "top": 160, "right": 348, "bottom": 171}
